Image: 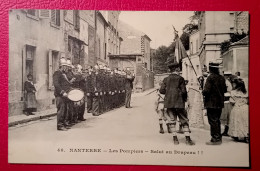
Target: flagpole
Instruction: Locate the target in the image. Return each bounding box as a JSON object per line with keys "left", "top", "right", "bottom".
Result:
{"left": 172, "top": 25, "right": 201, "bottom": 87}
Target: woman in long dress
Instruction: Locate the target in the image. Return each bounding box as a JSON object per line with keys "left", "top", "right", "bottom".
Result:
{"left": 229, "top": 78, "right": 249, "bottom": 143}
{"left": 24, "top": 74, "right": 37, "bottom": 115}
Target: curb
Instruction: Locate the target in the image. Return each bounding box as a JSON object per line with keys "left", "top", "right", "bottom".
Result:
{"left": 8, "top": 112, "right": 57, "bottom": 127}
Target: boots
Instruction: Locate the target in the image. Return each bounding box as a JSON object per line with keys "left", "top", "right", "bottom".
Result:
{"left": 173, "top": 136, "right": 179, "bottom": 145}
{"left": 222, "top": 125, "right": 229, "bottom": 136}
{"left": 186, "top": 136, "right": 195, "bottom": 145}
{"left": 159, "top": 124, "right": 164, "bottom": 134}
{"left": 167, "top": 123, "right": 172, "bottom": 133}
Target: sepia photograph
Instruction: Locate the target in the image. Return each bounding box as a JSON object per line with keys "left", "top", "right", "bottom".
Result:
{"left": 8, "top": 10, "right": 249, "bottom": 167}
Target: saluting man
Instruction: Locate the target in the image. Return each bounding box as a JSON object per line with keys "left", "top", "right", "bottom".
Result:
{"left": 75, "top": 64, "right": 86, "bottom": 121}
{"left": 53, "top": 58, "right": 71, "bottom": 131}
{"left": 125, "top": 68, "right": 135, "bottom": 108}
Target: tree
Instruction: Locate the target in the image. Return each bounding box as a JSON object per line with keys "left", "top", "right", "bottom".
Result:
{"left": 153, "top": 45, "right": 170, "bottom": 74}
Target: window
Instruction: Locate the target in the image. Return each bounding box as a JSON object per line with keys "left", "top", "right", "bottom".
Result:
{"left": 51, "top": 10, "right": 60, "bottom": 26}
{"left": 27, "top": 10, "right": 37, "bottom": 16}
{"left": 73, "top": 10, "right": 80, "bottom": 31}
{"left": 25, "top": 45, "right": 36, "bottom": 82}
{"left": 48, "top": 50, "right": 62, "bottom": 89}
{"left": 27, "top": 10, "right": 39, "bottom": 20}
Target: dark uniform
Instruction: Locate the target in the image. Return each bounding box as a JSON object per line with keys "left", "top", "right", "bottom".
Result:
{"left": 66, "top": 70, "right": 76, "bottom": 124}
{"left": 53, "top": 69, "right": 71, "bottom": 130}
{"left": 125, "top": 73, "right": 135, "bottom": 108}
{"left": 99, "top": 70, "right": 105, "bottom": 114}
{"left": 85, "top": 71, "right": 94, "bottom": 113}
{"left": 74, "top": 72, "right": 86, "bottom": 121}
{"left": 109, "top": 72, "right": 116, "bottom": 109}
{"left": 104, "top": 72, "right": 110, "bottom": 112}
{"left": 92, "top": 71, "right": 101, "bottom": 116}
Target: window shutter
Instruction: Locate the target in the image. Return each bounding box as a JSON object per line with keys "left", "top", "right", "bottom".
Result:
{"left": 39, "top": 10, "right": 50, "bottom": 19}
{"left": 48, "top": 50, "right": 53, "bottom": 90}
{"left": 51, "top": 10, "right": 56, "bottom": 23}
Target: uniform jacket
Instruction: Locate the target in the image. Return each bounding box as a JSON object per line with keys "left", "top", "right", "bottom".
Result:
{"left": 109, "top": 75, "right": 116, "bottom": 92}
{"left": 93, "top": 72, "right": 102, "bottom": 93}
{"left": 74, "top": 73, "right": 85, "bottom": 91}
{"left": 159, "top": 73, "right": 187, "bottom": 108}
{"left": 202, "top": 73, "right": 227, "bottom": 109}
{"left": 85, "top": 72, "right": 94, "bottom": 93}
{"left": 53, "top": 70, "right": 72, "bottom": 97}
{"left": 125, "top": 75, "right": 135, "bottom": 90}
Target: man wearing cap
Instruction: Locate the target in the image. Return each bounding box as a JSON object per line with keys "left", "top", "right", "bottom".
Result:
{"left": 85, "top": 66, "right": 94, "bottom": 113}
{"left": 125, "top": 68, "right": 135, "bottom": 108}
{"left": 114, "top": 69, "right": 119, "bottom": 108}
{"left": 109, "top": 69, "right": 116, "bottom": 109}
{"left": 65, "top": 60, "right": 77, "bottom": 126}
{"left": 159, "top": 59, "right": 195, "bottom": 145}
{"left": 104, "top": 66, "right": 110, "bottom": 112}
{"left": 92, "top": 64, "right": 101, "bottom": 116}
{"left": 74, "top": 64, "right": 86, "bottom": 121}
{"left": 99, "top": 65, "right": 105, "bottom": 114}
{"left": 53, "top": 58, "right": 71, "bottom": 131}
{"left": 202, "top": 62, "right": 227, "bottom": 145}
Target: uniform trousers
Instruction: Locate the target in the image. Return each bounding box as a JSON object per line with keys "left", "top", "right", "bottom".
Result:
{"left": 125, "top": 89, "right": 132, "bottom": 108}
{"left": 92, "top": 95, "right": 100, "bottom": 116}
{"left": 86, "top": 95, "right": 93, "bottom": 113}
{"left": 77, "top": 99, "right": 86, "bottom": 120}
{"left": 56, "top": 96, "right": 68, "bottom": 128}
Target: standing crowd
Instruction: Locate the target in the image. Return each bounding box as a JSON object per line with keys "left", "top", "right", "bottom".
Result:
{"left": 52, "top": 57, "right": 135, "bottom": 131}
{"left": 155, "top": 59, "right": 249, "bottom": 145}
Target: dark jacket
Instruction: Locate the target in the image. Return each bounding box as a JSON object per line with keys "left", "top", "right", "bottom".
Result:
{"left": 125, "top": 76, "right": 135, "bottom": 90}
{"left": 85, "top": 72, "right": 94, "bottom": 93}
{"left": 24, "top": 81, "right": 36, "bottom": 93}
{"left": 93, "top": 72, "right": 102, "bottom": 93}
{"left": 159, "top": 73, "right": 187, "bottom": 108}
{"left": 202, "top": 73, "right": 227, "bottom": 109}
{"left": 53, "top": 70, "right": 71, "bottom": 97}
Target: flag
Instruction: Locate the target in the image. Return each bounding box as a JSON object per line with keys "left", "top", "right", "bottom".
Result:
{"left": 174, "top": 34, "right": 188, "bottom": 64}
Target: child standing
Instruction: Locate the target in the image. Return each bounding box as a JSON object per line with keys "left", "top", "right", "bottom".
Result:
{"left": 155, "top": 89, "right": 172, "bottom": 134}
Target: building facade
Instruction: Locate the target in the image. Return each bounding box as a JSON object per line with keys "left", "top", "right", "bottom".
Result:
{"left": 9, "top": 9, "right": 95, "bottom": 116}
{"left": 96, "top": 11, "right": 122, "bottom": 66}
{"left": 109, "top": 20, "right": 154, "bottom": 92}
{"left": 182, "top": 30, "right": 202, "bottom": 86}
{"left": 198, "top": 11, "right": 236, "bottom": 68}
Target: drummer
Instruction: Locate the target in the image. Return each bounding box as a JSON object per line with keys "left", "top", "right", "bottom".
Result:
{"left": 53, "top": 58, "right": 71, "bottom": 131}
{"left": 75, "top": 64, "right": 86, "bottom": 121}
{"left": 66, "top": 60, "right": 77, "bottom": 126}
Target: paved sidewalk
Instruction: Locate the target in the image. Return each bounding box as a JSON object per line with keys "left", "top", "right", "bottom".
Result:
{"left": 8, "top": 88, "right": 156, "bottom": 127}
{"left": 8, "top": 108, "right": 57, "bottom": 127}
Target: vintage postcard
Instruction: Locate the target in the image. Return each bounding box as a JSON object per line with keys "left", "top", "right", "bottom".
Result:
{"left": 8, "top": 10, "right": 249, "bottom": 167}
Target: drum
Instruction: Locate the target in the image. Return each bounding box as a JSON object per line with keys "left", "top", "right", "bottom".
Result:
{"left": 67, "top": 88, "right": 85, "bottom": 106}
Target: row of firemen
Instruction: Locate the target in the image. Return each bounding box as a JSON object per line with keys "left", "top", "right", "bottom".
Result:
{"left": 54, "top": 58, "right": 135, "bottom": 131}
